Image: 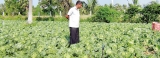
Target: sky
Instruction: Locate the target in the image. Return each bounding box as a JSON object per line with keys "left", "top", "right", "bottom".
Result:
{"left": 0, "top": 0, "right": 159, "bottom": 7}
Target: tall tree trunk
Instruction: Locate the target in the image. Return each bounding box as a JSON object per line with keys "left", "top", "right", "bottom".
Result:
{"left": 27, "top": 0, "right": 32, "bottom": 24}
{"left": 111, "top": 0, "right": 114, "bottom": 5}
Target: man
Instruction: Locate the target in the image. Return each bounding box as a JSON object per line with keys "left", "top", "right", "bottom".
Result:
{"left": 65, "top": 1, "right": 82, "bottom": 45}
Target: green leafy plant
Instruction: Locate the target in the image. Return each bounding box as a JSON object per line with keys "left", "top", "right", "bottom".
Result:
{"left": 0, "top": 20, "right": 160, "bottom": 57}
{"left": 124, "top": 5, "right": 141, "bottom": 23}
{"left": 91, "top": 6, "right": 121, "bottom": 23}
{"left": 140, "top": 2, "right": 160, "bottom": 23}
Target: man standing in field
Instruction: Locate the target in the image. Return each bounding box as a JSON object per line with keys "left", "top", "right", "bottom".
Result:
{"left": 65, "top": 1, "right": 82, "bottom": 46}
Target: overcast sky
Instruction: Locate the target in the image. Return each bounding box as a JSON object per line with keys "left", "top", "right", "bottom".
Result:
{"left": 0, "top": 0, "right": 159, "bottom": 7}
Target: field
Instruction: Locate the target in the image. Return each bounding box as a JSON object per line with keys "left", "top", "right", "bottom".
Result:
{"left": 0, "top": 20, "right": 160, "bottom": 58}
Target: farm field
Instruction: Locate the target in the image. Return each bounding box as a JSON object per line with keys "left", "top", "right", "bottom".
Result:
{"left": 0, "top": 20, "right": 160, "bottom": 58}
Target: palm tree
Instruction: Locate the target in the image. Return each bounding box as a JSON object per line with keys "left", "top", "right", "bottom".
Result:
{"left": 114, "top": 3, "right": 123, "bottom": 11}
{"left": 18, "top": 0, "right": 29, "bottom": 15}
{"left": 82, "top": 0, "right": 97, "bottom": 15}
{"left": 90, "top": 0, "right": 97, "bottom": 15}
{"left": 39, "top": 0, "right": 63, "bottom": 16}
{"left": 127, "top": 0, "right": 132, "bottom": 7}
{"left": 123, "top": 4, "right": 127, "bottom": 12}
{"left": 4, "top": 0, "right": 29, "bottom": 15}
{"left": 132, "top": 0, "right": 138, "bottom": 5}
{"left": 0, "top": 4, "right": 5, "bottom": 16}
{"left": 27, "top": 0, "right": 32, "bottom": 24}
{"left": 57, "top": 0, "right": 72, "bottom": 16}
{"left": 4, "top": 0, "right": 16, "bottom": 15}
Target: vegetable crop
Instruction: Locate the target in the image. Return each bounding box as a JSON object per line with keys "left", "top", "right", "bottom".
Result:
{"left": 0, "top": 20, "right": 160, "bottom": 58}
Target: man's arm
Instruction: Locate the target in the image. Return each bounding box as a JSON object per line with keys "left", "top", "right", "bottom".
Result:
{"left": 65, "top": 15, "right": 69, "bottom": 19}
{"left": 66, "top": 8, "right": 73, "bottom": 20}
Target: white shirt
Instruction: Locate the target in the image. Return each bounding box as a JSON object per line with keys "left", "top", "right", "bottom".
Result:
{"left": 67, "top": 6, "right": 80, "bottom": 28}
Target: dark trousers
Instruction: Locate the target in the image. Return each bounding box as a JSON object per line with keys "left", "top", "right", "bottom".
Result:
{"left": 69, "top": 27, "right": 79, "bottom": 44}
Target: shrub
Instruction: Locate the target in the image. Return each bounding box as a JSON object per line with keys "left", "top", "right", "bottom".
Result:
{"left": 124, "top": 5, "right": 142, "bottom": 23}
{"left": 91, "top": 6, "right": 121, "bottom": 23}
{"left": 0, "top": 15, "right": 27, "bottom": 20}
{"left": 140, "top": 2, "right": 160, "bottom": 23}
{"left": 54, "top": 17, "right": 67, "bottom": 21}
{"left": 35, "top": 16, "right": 68, "bottom": 21}
{"left": 36, "top": 17, "right": 54, "bottom": 21}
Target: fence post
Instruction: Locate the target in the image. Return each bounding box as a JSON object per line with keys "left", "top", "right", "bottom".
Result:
{"left": 38, "top": 12, "right": 40, "bottom": 17}
{"left": 90, "top": 11, "right": 92, "bottom": 16}
{"left": 50, "top": 11, "right": 52, "bottom": 17}
{"left": 60, "top": 11, "right": 62, "bottom": 17}
{"left": 12, "top": 12, "right": 14, "bottom": 16}
{"left": 2, "top": 12, "right": 4, "bottom": 16}
{"left": 19, "top": 12, "right": 21, "bottom": 15}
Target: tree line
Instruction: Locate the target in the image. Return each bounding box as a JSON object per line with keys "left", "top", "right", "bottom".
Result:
{"left": 87, "top": 0, "right": 160, "bottom": 23}
{"left": 0, "top": 0, "right": 72, "bottom": 16}
{"left": 0, "top": 0, "right": 96, "bottom": 16}
{"left": 0, "top": 0, "right": 160, "bottom": 23}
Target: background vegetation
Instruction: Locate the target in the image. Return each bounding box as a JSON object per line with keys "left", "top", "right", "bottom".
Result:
{"left": 0, "top": 0, "right": 160, "bottom": 23}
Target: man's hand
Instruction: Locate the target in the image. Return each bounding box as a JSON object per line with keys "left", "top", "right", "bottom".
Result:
{"left": 65, "top": 15, "right": 69, "bottom": 20}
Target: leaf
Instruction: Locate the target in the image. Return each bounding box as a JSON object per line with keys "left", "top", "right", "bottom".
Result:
{"left": 31, "top": 52, "right": 37, "bottom": 58}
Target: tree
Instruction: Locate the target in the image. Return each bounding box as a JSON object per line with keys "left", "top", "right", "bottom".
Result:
{"left": 33, "top": 4, "right": 41, "bottom": 16}
{"left": 5, "top": 0, "right": 18, "bottom": 15}
{"left": 122, "top": 4, "right": 127, "bottom": 12}
{"left": 4, "top": 0, "right": 29, "bottom": 15}
{"left": 0, "top": 4, "right": 5, "bottom": 16}
{"left": 124, "top": 0, "right": 142, "bottom": 23}
{"left": 18, "top": 0, "right": 29, "bottom": 15}
{"left": 85, "top": 0, "right": 97, "bottom": 15}
{"left": 140, "top": 1, "right": 160, "bottom": 23}
{"left": 27, "top": 0, "right": 32, "bottom": 24}
{"left": 77, "top": 0, "right": 97, "bottom": 15}
{"left": 124, "top": 5, "right": 141, "bottom": 22}
{"left": 132, "top": 0, "right": 138, "bottom": 5}
{"left": 38, "top": 0, "right": 73, "bottom": 16}
{"left": 79, "top": 1, "right": 88, "bottom": 15}
{"left": 39, "top": 0, "right": 57, "bottom": 16}
{"left": 113, "top": 3, "right": 123, "bottom": 11}
{"left": 57, "top": 0, "right": 73, "bottom": 16}
{"left": 91, "top": 6, "right": 121, "bottom": 23}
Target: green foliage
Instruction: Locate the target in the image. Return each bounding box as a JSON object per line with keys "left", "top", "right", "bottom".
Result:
{"left": 0, "top": 20, "right": 160, "bottom": 57}
{"left": 4, "top": 0, "right": 28, "bottom": 15}
{"left": 2, "top": 0, "right": 160, "bottom": 23}
{"left": 79, "top": 0, "right": 97, "bottom": 15}
{"left": 0, "top": 4, "right": 5, "bottom": 15}
{"left": 0, "top": 15, "right": 27, "bottom": 20}
{"left": 39, "top": 0, "right": 56, "bottom": 16}
{"left": 113, "top": 3, "right": 124, "bottom": 12}
{"left": 132, "top": 0, "right": 138, "bottom": 5}
{"left": 91, "top": 6, "right": 122, "bottom": 23}
{"left": 35, "top": 17, "right": 54, "bottom": 21}
{"left": 54, "top": 17, "right": 68, "bottom": 21}
{"left": 124, "top": 5, "right": 142, "bottom": 23}
{"left": 46, "top": 0, "right": 73, "bottom": 16}
{"left": 140, "top": 2, "right": 160, "bottom": 23}
{"left": 0, "top": 15, "right": 69, "bottom": 21}
{"left": 35, "top": 16, "right": 68, "bottom": 21}
{"left": 33, "top": 5, "right": 42, "bottom": 16}
{"left": 84, "top": 0, "right": 97, "bottom": 14}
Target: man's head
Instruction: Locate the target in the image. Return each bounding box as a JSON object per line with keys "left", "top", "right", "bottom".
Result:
{"left": 76, "top": 1, "right": 82, "bottom": 9}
